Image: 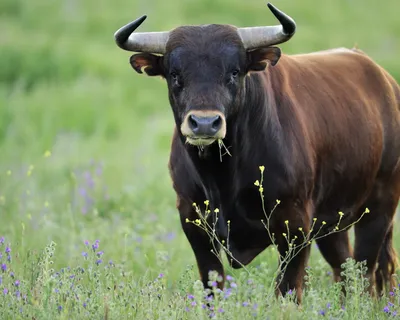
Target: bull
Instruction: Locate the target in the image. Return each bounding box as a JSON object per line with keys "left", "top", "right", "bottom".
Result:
{"left": 114, "top": 3, "right": 400, "bottom": 303}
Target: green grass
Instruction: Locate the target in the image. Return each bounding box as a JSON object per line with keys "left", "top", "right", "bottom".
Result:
{"left": 0, "top": 0, "right": 399, "bottom": 318}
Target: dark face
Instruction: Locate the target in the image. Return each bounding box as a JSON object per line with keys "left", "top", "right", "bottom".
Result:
{"left": 130, "top": 25, "right": 281, "bottom": 147}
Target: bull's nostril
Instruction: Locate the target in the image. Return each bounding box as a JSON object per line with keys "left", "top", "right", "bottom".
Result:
{"left": 212, "top": 116, "right": 222, "bottom": 130}
{"left": 189, "top": 115, "right": 198, "bottom": 130}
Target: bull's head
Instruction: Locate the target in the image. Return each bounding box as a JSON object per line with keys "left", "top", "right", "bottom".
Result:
{"left": 114, "top": 3, "right": 295, "bottom": 147}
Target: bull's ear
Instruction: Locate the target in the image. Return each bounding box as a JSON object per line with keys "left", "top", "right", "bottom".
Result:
{"left": 247, "top": 47, "right": 281, "bottom": 72}
{"left": 130, "top": 53, "right": 164, "bottom": 77}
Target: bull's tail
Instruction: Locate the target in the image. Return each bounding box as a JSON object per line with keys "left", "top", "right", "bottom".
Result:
{"left": 375, "top": 225, "right": 399, "bottom": 294}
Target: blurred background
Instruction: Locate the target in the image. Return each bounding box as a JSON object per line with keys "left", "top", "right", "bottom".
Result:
{"left": 0, "top": 0, "right": 399, "bottom": 282}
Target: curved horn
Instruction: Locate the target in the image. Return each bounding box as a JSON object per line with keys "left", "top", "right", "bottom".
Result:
{"left": 114, "top": 15, "right": 169, "bottom": 54}
{"left": 238, "top": 3, "right": 296, "bottom": 50}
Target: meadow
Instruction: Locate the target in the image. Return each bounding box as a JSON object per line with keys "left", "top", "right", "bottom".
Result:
{"left": 0, "top": 0, "right": 399, "bottom": 318}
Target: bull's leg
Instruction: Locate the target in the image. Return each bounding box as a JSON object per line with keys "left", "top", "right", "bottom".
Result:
{"left": 273, "top": 201, "right": 313, "bottom": 303}
{"left": 353, "top": 180, "right": 399, "bottom": 296}
{"left": 316, "top": 231, "right": 353, "bottom": 283}
{"left": 178, "top": 198, "right": 225, "bottom": 292}
{"left": 275, "top": 233, "right": 311, "bottom": 304}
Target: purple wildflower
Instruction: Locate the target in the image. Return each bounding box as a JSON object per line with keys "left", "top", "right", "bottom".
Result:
{"left": 226, "top": 275, "right": 234, "bottom": 281}
{"left": 191, "top": 301, "right": 197, "bottom": 306}
{"left": 383, "top": 306, "right": 390, "bottom": 313}
{"left": 201, "top": 304, "right": 207, "bottom": 309}
{"left": 95, "top": 259, "right": 102, "bottom": 265}
{"left": 1, "top": 264, "right": 6, "bottom": 272}
{"left": 224, "top": 288, "right": 232, "bottom": 299}
{"left": 14, "top": 280, "right": 20, "bottom": 287}
{"left": 388, "top": 302, "right": 394, "bottom": 307}
{"left": 218, "top": 308, "right": 224, "bottom": 313}
{"left": 54, "top": 288, "right": 59, "bottom": 293}
{"left": 389, "top": 291, "right": 394, "bottom": 296}
{"left": 3, "top": 288, "right": 8, "bottom": 294}
{"left": 58, "top": 306, "right": 62, "bottom": 312}
{"left": 7, "top": 255, "right": 11, "bottom": 262}
{"left": 319, "top": 310, "right": 326, "bottom": 316}
{"left": 158, "top": 273, "right": 164, "bottom": 278}
{"left": 82, "top": 252, "right": 88, "bottom": 258}
{"left": 96, "top": 251, "right": 104, "bottom": 257}
{"left": 108, "top": 260, "right": 113, "bottom": 266}
{"left": 326, "top": 303, "right": 331, "bottom": 309}
{"left": 0, "top": 237, "right": 4, "bottom": 244}
{"left": 187, "top": 294, "right": 194, "bottom": 300}
{"left": 5, "top": 247, "right": 11, "bottom": 253}
{"left": 10, "top": 272, "right": 14, "bottom": 278}
{"left": 185, "top": 307, "right": 190, "bottom": 312}
{"left": 92, "top": 240, "right": 100, "bottom": 251}
{"left": 84, "top": 240, "right": 89, "bottom": 246}
{"left": 83, "top": 302, "right": 87, "bottom": 308}
{"left": 15, "top": 290, "right": 20, "bottom": 298}
{"left": 230, "top": 282, "right": 237, "bottom": 288}
{"left": 288, "top": 289, "right": 293, "bottom": 295}
{"left": 211, "top": 281, "right": 217, "bottom": 287}
{"left": 242, "top": 302, "right": 249, "bottom": 307}
{"left": 0, "top": 253, "right": 2, "bottom": 259}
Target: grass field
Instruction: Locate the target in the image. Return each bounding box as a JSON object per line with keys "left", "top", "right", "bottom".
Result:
{"left": 1, "top": 0, "right": 399, "bottom": 318}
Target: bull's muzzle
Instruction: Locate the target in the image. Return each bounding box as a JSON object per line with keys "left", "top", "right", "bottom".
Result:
{"left": 181, "top": 110, "right": 226, "bottom": 146}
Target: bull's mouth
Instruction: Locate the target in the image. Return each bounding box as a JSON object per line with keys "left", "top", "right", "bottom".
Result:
{"left": 185, "top": 136, "right": 217, "bottom": 146}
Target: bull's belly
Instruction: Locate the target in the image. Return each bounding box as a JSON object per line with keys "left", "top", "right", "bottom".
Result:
{"left": 218, "top": 205, "right": 274, "bottom": 269}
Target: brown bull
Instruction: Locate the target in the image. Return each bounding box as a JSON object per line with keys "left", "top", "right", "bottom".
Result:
{"left": 114, "top": 3, "right": 400, "bottom": 303}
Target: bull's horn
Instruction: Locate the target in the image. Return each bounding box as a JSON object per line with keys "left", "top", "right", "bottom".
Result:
{"left": 114, "top": 15, "right": 169, "bottom": 54}
{"left": 238, "top": 3, "right": 296, "bottom": 50}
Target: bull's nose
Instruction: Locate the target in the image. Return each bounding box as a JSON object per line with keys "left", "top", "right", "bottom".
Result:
{"left": 188, "top": 114, "right": 222, "bottom": 136}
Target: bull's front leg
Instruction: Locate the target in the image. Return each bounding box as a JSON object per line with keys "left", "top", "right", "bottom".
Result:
{"left": 275, "top": 235, "right": 311, "bottom": 303}
{"left": 178, "top": 197, "right": 225, "bottom": 292}
{"left": 274, "top": 201, "right": 312, "bottom": 303}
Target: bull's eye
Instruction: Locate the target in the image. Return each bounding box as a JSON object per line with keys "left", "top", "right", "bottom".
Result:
{"left": 228, "top": 69, "right": 240, "bottom": 85}
{"left": 170, "top": 72, "right": 178, "bottom": 80}
{"left": 170, "top": 72, "right": 182, "bottom": 88}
